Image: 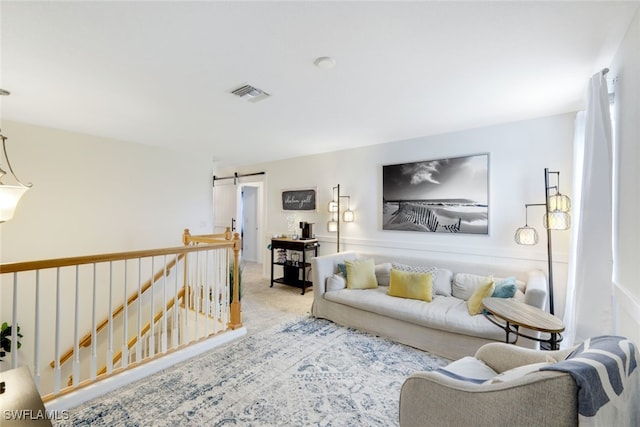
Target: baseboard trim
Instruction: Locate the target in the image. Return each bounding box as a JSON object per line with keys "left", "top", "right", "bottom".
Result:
{"left": 45, "top": 327, "right": 247, "bottom": 411}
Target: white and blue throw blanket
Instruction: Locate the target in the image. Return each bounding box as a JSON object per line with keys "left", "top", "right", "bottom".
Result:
{"left": 541, "top": 335, "right": 640, "bottom": 427}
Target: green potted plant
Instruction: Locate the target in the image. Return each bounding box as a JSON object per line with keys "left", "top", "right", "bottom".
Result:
{"left": 229, "top": 261, "right": 244, "bottom": 304}
{"left": 0, "top": 322, "right": 22, "bottom": 362}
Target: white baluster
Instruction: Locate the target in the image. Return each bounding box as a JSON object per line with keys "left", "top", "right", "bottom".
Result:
{"left": 107, "top": 262, "right": 113, "bottom": 374}
{"left": 122, "top": 260, "right": 128, "bottom": 369}
{"left": 149, "top": 257, "right": 155, "bottom": 358}
{"left": 161, "top": 255, "right": 167, "bottom": 354}
{"left": 136, "top": 259, "right": 142, "bottom": 362}
{"left": 172, "top": 254, "right": 179, "bottom": 348}
{"left": 34, "top": 270, "right": 41, "bottom": 389}
{"left": 73, "top": 265, "right": 80, "bottom": 387}
{"left": 91, "top": 264, "right": 97, "bottom": 380}
{"left": 194, "top": 252, "right": 200, "bottom": 340}
{"left": 204, "top": 250, "right": 210, "bottom": 337}
{"left": 184, "top": 253, "right": 190, "bottom": 344}
{"left": 54, "top": 268, "right": 61, "bottom": 393}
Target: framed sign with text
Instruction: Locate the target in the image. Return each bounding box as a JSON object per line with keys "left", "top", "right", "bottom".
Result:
{"left": 282, "top": 188, "right": 317, "bottom": 211}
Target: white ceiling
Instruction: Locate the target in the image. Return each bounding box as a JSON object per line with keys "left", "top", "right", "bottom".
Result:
{"left": 1, "top": 1, "right": 638, "bottom": 168}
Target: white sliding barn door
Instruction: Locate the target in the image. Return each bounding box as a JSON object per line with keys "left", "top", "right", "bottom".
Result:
{"left": 212, "top": 179, "right": 237, "bottom": 234}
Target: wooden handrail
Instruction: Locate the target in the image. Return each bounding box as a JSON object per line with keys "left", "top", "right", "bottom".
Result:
{"left": 0, "top": 242, "right": 233, "bottom": 274}
{"left": 50, "top": 254, "right": 185, "bottom": 368}
{"left": 182, "top": 227, "right": 232, "bottom": 245}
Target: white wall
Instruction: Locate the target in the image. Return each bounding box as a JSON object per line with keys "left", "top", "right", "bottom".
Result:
{"left": 0, "top": 120, "right": 214, "bottom": 263}
{"left": 231, "top": 113, "right": 576, "bottom": 318}
{"left": 610, "top": 7, "right": 640, "bottom": 344}
{"left": 0, "top": 120, "right": 215, "bottom": 379}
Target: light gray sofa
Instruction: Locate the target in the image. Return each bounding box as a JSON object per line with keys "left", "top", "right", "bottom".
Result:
{"left": 399, "top": 343, "right": 578, "bottom": 427}
{"left": 311, "top": 251, "right": 548, "bottom": 360}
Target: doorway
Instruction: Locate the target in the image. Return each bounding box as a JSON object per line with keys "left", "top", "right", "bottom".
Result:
{"left": 212, "top": 176, "right": 265, "bottom": 265}
{"left": 241, "top": 185, "right": 259, "bottom": 262}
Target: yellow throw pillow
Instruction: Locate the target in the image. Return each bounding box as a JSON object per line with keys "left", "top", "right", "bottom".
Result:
{"left": 388, "top": 268, "right": 433, "bottom": 302}
{"left": 345, "top": 259, "right": 378, "bottom": 289}
{"left": 467, "top": 278, "right": 495, "bottom": 315}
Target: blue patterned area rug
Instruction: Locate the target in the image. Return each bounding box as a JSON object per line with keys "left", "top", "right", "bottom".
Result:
{"left": 55, "top": 316, "right": 448, "bottom": 426}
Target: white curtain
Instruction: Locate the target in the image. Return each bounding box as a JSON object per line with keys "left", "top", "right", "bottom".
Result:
{"left": 563, "top": 71, "right": 613, "bottom": 346}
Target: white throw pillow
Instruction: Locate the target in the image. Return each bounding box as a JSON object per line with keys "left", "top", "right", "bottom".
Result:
{"left": 434, "top": 268, "right": 453, "bottom": 296}
{"left": 374, "top": 263, "right": 392, "bottom": 286}
{"left": 436, "top": 356, "right": 498, "bottom": 383}
{"left": 484, "top": 362, "right": 551, "bottom": 384}
{"left": 452, "top": 273, "right": 492, "bottom": 300}
{"left": 326, "top": 273, "right": 346, "bottom": 292}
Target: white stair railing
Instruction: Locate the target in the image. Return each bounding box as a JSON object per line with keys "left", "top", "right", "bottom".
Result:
{"left": 0, "top": 229, "right": 241, "bottom": 401}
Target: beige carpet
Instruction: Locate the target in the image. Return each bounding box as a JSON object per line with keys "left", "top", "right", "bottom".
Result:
{"left": 239, "top": 261, "right": 314, "bottom": 335}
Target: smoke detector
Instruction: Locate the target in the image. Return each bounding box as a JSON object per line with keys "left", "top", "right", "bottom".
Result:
{"left": 231, "top": 84, "right": 270, "bottom": 103}
{"left": 314, "top": 57, "right": 336, "bottom": 69}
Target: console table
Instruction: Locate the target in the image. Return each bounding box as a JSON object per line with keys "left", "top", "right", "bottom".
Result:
{"left": 482, "top": 297, "right": 565, "bottom": 350}
{"left": 270, "top": 238, "right": 319, "bottom": 295}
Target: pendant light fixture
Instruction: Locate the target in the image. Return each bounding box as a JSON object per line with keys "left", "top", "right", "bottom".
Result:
{"left": 0, "top": 89, "right": 32, "bottom": 222}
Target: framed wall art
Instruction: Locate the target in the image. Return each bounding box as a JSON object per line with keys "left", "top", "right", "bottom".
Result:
{"left": 382, "top": 153, "right": 489, "bottom": 234}
{"left": 281, "top": 188, "right": 317, "bottom": 211}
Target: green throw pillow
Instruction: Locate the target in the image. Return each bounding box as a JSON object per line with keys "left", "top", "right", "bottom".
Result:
{"left": 492, "top": 277, "right": 517, "bottom": 298}
{"left": 338, "top": 263, "right": 348, "bottom": 278}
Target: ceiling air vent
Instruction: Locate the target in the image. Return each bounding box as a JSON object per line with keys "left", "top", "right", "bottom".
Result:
{"left": 231, "top": 84, "right": 270, "bottom": 103}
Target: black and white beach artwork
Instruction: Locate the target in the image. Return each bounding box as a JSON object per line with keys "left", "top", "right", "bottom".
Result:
{"left": 382, "top": 154, "right": 488, "bottom": 234}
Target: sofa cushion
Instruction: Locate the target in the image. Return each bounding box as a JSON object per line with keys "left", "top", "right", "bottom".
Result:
{"left": 467, "top": 278, "right": 495, "bottom": 315}
{"left": 375, "top": 263, "right": 392, "bottom": 286}
{"left": 345, "top": 259, "right": 378, "bottom": 289}
{"left": 437, "top": 356, "right": 498, "bottom": 384}
{"left": 484, "top": 362, "right": 552, "bottom": 384}
{"left": 323, "top": 288, "right": 505, "bottom": 341}
{"left": 326, "top": 273, "right": 346, "bottom": 292}
{"left": 388, "top": 269, "right": 433, "bottom": 302}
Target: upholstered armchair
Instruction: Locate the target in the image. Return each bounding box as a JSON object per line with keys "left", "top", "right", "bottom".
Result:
{"left": 399, "top": 342, "right": 579, "bottom": 427}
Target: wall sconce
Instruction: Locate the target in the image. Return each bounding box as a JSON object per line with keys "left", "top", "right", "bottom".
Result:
{"left": 0, "top": 90, "right": 32, "bottom": 222}
{"left": 327, "top": 184, "right": 355, "bottom": 252}
{"left": 514, "top": 168, "right": 570, "bottom": 315}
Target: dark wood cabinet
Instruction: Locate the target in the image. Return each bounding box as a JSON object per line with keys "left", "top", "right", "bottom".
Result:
{"left": 270, "top": 238, "right": 319, "bottom": 295}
